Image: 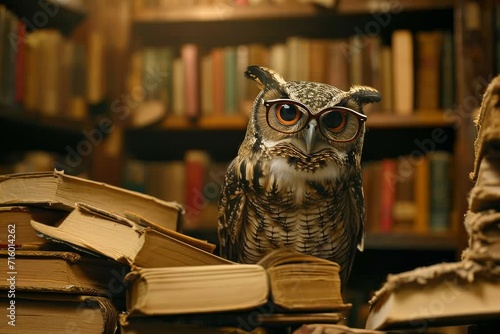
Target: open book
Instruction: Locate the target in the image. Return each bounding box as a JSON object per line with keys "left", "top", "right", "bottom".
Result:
{"left": 365, "top": 261, "right": 500, "bottom": 330}
{"left": 31, "top": 203, "right": 232, "bottom": 267}
{"left": 0, "top": 170, "right": 183, "bottom": 231}
{"left": 257, "top": 248, "right": 351, "bottom": 312}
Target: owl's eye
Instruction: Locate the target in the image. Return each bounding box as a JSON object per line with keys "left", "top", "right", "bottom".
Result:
{"left": 322, "top": 111, "right": 347, "bottom": 132}
{"left": 275, "top": 104, "right": 302, "bottom": 125}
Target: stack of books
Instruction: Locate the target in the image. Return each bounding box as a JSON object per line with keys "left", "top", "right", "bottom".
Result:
{"left": 365, "top": 75, "right": 500, "bottom": 332}
{"left": 0, "top": 169, "right": 355, "bottom": 334}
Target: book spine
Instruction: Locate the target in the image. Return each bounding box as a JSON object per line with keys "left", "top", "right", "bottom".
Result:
{"left": 184, "top": 150, "right": 210, "bottom": 229}
{"left": 224, "top": 46, "right": 238, "bottom": 115}
{"left": 379, "top": 159, "right": 397, "bottom": 233}
{"left": 181, "top": 43, "right": 200, "bottom": 120}
{"left": 416, "top": 31, "right": 443, "bottom": 111}
{"left": 428, "top": 151, "right": 452, "bottom": 233}
{"left": 392, "top": 30, "right": 414, "bottom": 115}
{"left": 211, "top": 47, "right": 225, "bottom": 116}
{"left": 413, "top": 155, "right": 430, "bottom": 234}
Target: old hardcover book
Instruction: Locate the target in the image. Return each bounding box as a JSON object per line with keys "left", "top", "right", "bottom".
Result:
{"left": 119, "top": 311, "right": 341, "bottom": 334}
{"left": 0, "top": 206, "right": 66, "bottom": 248}
{"left": 0, "top": 250, "right": 127, "bottom": 295}
{"left": 365, "top": 261, "right": 500, "bottom": 330}
{"left": 124, "top": 264, "right": 268, "bottom": 317}
{"left": 0, "top": 170, "right": 183, "bottom": 231}
{"left": 257, "top": 248, "right": 351, "bottom": 312}
{"left": 31, "top": 203, "right": 230, "bottom": 268}
{"left": 415, "top": 31, "right": 443, "bottom": 111}
{"left": 392, "top": 29, "right": 414, "bottom": 115}
{"left": 1, "top": 293, "right": 118, "bottom": 334}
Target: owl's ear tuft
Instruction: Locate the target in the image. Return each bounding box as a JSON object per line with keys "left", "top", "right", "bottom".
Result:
{"left": 245, "top": 65, "right": 286, "bottom": 90}
{"left": 348, "top": 85, "right": 382, "bottom": 105}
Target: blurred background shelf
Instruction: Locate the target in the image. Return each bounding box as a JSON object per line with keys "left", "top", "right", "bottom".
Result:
{"left": 1, "top": 0, "right": 86, "bottom": 35}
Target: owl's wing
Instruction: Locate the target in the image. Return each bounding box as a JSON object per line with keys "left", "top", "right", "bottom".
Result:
{"left": 217, "top": 159, "right": 246, "bottom": 262}
{"left": 343, "top": 169, "right": 365, "bottom": 283}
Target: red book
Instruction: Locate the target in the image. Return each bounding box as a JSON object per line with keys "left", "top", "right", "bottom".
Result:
{"left": 211, "top": 47, "right": 225, "bottom": 116}
{"left": 184, "top": 150, "right": 210, "bottom": 229}
{"left": 379, "top": 159, "right": 397, "bottom": 233}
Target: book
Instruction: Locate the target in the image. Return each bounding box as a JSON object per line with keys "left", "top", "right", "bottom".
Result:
{"left": 365, "top": 261, "right": 500, "bottom": 330}
{"left": 415, "top": 31, "right": 443, "bottom": 111}
{"left": 0, "top": 206, "right": 66, "bottom": 248}
{"left": 184, "top": 150, "right": 210, "bottom": 229}
{"left": 326, "top": 39, "right": 350, "bottom": 91}
{"left": 392, "top": 30, "right": 414, "bottom": 115}
{"left": 123, "top": 264, "right": 268, "bottom": 317}
{"left": 120, "top": 320, "right": 266, "bottom": 334}
{"left": 413, "top": 155, "right": 430, "bottom": 235}
{"left": 428, "top": 151, "right": 452, "bottom": 232}
{"left": 119, "top": 312, "right": 341, "bottom": 334}
{"left": 392, "top": 157, "right": 416, "bottom": 233}
{"left": 440, "top": 30, "right": 455, "bottom": 110}
{"left": 211, "top": 47, "right": 225, "bottom": 115}
{"left": 1, "top": 293, "right": 119, "bottom": 334}
{"left": 294, "top": 324, "right": 385, "bottom": 334}
{"left": 0, "top": 250, "right": 127, "bottom": 295}
{"left": 379, "top": 45, "right": 393, "bottom": 113}
{"left": 257, "top": 248, "right": 351, "bottom": 312}
{"left": 378, "top": 159, "right": 397, "bottom": 233}
{"left": 0, "top": 170, "right": 183, "bottom": 232}
{"left": 31, "top": 203, "right": 230, "bottom": 267}
{"left": 224, "top": 46, "right": 238, "bottom": 114}
{"left": 182, "top": 43, "right": 200, "bottom": 120}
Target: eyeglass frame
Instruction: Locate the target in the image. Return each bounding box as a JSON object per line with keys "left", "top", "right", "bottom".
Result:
{"left": 262, "top": 98, "right": 368, "bottom": 143}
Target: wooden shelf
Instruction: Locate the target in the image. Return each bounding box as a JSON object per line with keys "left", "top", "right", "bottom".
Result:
{"left": 132, "top": 5, "right": 453, "bottom": 46}
{"left": 1, "top": 0, "right": 86, "bottom": 35}
{"left": 337, "top": 0, "right": 453, "bottom": 13}
{"left": 366, "top": 110, "right": 456, "bottom": 129}
{"left": 124, "top": 112, "right": 456, "bottom": 162}
{"left": 0, "top": 105, "right": 87, "bottom": 156}
{"left": 132, "top": 111, "right": 456, "bottom": 131}
{"left": 133, "top": 1, "right": 453, "bottom": 23}
{"left": 133, "top": 3, "right": 324, "bottom": 23}
{"left": 364, "top": 233, "right": 459, "bottom": 251}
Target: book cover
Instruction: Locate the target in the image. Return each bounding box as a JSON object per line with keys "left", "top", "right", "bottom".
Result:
{"left": 31, "top": 203, "right": 229, "bottom": 268}
{"left": 1, "top": 293, "right": 119, "bottom": 334}
{"left": 0, "top": 170, "right": 183, "bottom": 232}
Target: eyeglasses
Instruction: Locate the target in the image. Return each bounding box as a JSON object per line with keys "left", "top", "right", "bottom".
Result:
{"left": 263, "top": 99, "right": 367, "bottom": 143}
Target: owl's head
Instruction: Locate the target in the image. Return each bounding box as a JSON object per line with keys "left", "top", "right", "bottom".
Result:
{"left": 242, "top": 65, "right": 381, "bottom": 171}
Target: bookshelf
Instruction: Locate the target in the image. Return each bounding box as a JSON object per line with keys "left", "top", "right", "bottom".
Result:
{"left": 0, "top": 0, "right": 494, "bottom": 328}
{"left": 0, "top": 0, "right": 92, "bottom": 171}
{"left": 124, "top": 2, "right": 463, "bottom": 238}
{"left": 121, "top": 1, "right": 486, "bottom": 326}
{"left": 1, "top": 0, "right": 86, "bottom": 35}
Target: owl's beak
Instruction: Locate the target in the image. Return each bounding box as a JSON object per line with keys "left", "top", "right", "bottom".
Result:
{"left": 304, "top": 120, "right": 318, "bottom": 154}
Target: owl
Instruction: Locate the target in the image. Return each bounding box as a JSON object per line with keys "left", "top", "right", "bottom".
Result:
{"left": 217, "top": 65, "right": 381, "bottom": 284}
